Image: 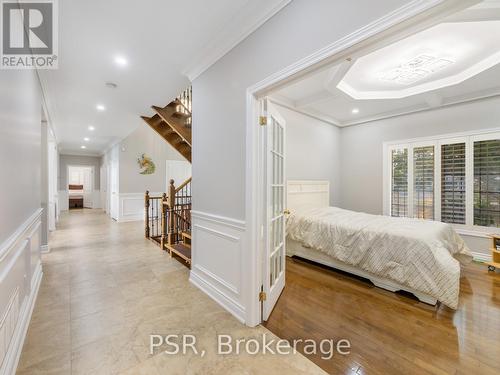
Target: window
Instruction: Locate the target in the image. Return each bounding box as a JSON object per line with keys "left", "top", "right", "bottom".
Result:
{"left": 474, "top": 139, "right": 500, "bottom": 227}
{"left": 391, "top": 148, "right": 408, "bottom": 217}
{"left": 441, "top": 143, "right": 466, "bottom": 224}
{"left": 413, "top": 146, "right": 434, "bottom": 220}
{"left": 386, "top": 131, "right": 500, "bottom": 230}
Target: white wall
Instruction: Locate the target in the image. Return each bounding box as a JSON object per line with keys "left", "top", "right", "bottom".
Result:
{"left": 0, "top": 69, "right": 44, "bottom": 374}
{"left": 191, "top": 0, "right": 413, "bottom": 325}
{"left": 276, "top": 104, "right": 341, "bottom": 206}
{"left": 111, "top": 125, "right": 186, "bottom": 222}
{"left": 339, "top": 97, "right": 500, "bottom": 256}
{"left": 119, "top": 125, "right": 185, "bottom": 194}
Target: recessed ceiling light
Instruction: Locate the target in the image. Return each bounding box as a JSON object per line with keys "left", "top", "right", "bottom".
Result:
{"left": 84, "top": 137, "right": 90, "bottom": 142}
{"left": 96, "top": 104, "right": 106, "bottom": 111}
{"left": 352, "top": 108, "right": 359, "bottom": 114}
{"left": 114, "top": 56, "right": 128, "bottom": 67}
{"left": 81, "top": 145, "right": 86, "bottom": 149}
{"left": 88, "top": 125, "right": 95, "bottom": 131}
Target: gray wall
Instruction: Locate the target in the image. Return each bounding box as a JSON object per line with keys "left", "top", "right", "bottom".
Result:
{"left": 59, "top": 154, "right": 101, "bottom": 190}
{"left": 193, "top": 0, "right": 411, "bottom": 220}
{"left": 339, "top": 97, "right": 500, "bottom": 214}
{"left": 118, "top": 124, "right": 185, "bottom": 194}
{"left": 277, "top": 104, "right": 341, "bottom": 206}
{"left": 0, "top": 70, "right": 42, "bottom": 244}
{"left": 0, "top": 68, "right": 43, "bottom": 372}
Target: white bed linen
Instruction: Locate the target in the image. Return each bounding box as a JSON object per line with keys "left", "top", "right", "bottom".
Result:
{"left": 286, "top": 207, "right": 472, "bottom": 309}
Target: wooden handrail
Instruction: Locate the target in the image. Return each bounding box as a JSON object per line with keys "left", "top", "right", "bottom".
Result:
{"left": 175, "top": 177, "right": 192, "bottom": 193}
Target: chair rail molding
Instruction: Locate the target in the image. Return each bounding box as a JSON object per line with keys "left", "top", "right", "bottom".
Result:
{"left": 0, "top": 209, "right": 43, "bottom": 375}
{"left": 189, "top": 211, "right": 246, "bottom": 323}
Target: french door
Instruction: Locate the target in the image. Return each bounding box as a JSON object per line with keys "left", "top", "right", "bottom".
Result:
{"left": 262, "top": 99, "right": 286, "bottom": 321}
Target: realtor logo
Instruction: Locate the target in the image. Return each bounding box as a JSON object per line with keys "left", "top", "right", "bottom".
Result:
{"left": 1, "top": 0, "right": 58, "bottom": 69}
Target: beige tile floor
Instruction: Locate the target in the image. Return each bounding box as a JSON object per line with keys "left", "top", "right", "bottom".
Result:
{"left": 16, "top": 209, "right": 325, "bottom": 375}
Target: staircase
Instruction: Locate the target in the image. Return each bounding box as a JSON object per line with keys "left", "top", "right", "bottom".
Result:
{"left": 143, "top": 87, "right": 193, "bottom": 267}
{"left": 141, "top": 87, "right": 192, "bottom": 162}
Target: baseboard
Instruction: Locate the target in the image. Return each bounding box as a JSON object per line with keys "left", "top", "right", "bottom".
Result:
{"left": 471, "top": 251, "right": 491, "bottom": 263}
{"left": 189, "top": 271, "right": 245, "bottom": 324}
{"left": 2, "top": 261, "right": 43, "bottom": 375}
{"left": 40, "top": 245, "right": 50, "bottom": 254}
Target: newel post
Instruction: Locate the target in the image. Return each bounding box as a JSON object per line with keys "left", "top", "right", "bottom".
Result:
{"left": 167, "top": 179, "right": 176, "bottom": 249}
{"left": 144, "top": 190, "right": 150, "bottom": 239}
{"left": 160, "top": 193, "right": 167, "bottom": 250}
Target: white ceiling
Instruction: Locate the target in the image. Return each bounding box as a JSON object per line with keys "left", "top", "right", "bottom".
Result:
{"left": 273, "top": 1, "right": 500, "bottom": 127}
{"left": 41, "top": 0, "right": 290, "bottom": 155}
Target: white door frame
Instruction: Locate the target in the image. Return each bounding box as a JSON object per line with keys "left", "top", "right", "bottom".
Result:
{"left": 244, "top": 0, "right": 471, "bottom": 326}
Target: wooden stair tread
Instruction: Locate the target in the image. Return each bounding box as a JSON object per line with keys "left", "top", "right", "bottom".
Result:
{"left": 142, "top": 96, "right": 192, "bottom": 163}
{"left": 182, "top": 231, "right": 191, "bottom": 240}
{"left": 167, "top": 243, "right": 191, "bottom": 263}
{"left": 152, "top": 105, "right": 192, "bottom": 145}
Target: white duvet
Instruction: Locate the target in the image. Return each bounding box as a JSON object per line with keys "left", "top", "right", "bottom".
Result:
{"left": 286, "top": 207, "right": 472, "bottom": 309}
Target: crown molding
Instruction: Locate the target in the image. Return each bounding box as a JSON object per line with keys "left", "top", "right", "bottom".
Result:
{"left": 183, "top": 0, "right": 292, "bottom": 81}
{"left": 269, "top": 95, "right": 341, "bottom": 127}
{"left": 341, "top": 88, "right": 500, "bottom": 127}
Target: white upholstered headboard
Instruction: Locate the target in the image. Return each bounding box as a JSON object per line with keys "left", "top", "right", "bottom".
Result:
{"left": 287, "top": 180, "right": 330, "bottom": 215}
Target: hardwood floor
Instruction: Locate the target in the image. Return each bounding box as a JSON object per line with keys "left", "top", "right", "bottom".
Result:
{"left": 263, "top": 256, "right": 500, "bottom": 375}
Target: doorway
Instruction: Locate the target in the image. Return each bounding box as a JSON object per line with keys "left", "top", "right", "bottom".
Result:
{"left": 245, "top": 1, "right": 476, "bottom": 326}
{"left": 67, "top": 165, "right": 94, "bottom": 209}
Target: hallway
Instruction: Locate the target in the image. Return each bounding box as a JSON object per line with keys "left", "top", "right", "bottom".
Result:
{"left": 16, "top": 210, "right": 324, "bottom": 375}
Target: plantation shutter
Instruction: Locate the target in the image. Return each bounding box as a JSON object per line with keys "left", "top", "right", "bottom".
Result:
{"left": 474, "top": 139, "right": 500, "bottom": 227}
{"left": 441, "top": 143, "right": 466, "bottom": 224}
{"left": 413, "top": 146, "right": 434, "bottom": 219}
{"left": 391, "top": 148, "right": 408, "bottom": 217}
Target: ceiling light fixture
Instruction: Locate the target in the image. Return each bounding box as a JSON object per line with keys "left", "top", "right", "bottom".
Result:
{"left": 351, "top": 108, "right": 359, "bottom": 114}
{"left": 380, "top": 54, "right": 455, "bottom": 85}
{"left": 105, "top": 82, "right": 118, "bottom": 89}
{"left": 88, "top": 125, "right": 95, "bottom": 131}
{"left": 81, "top": 145, "right": 86, "bottom": 149}
{"left": 96, "top": 104, "right": 106, "bottom": 111}
{"left": 84, "top": 137, "right": 90, "bottom": 142}
{"left": 114, "top": 56, "right": 128, "bottom": 67}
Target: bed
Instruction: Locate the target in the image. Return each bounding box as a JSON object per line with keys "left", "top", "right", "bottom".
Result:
{"left": 286, "top": 180, "right": 473, "bottom": 309}
{"left": 68, "top": 184, "right": 84, "bottom": 209}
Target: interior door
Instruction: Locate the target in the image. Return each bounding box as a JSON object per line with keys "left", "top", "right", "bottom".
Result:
{"left": 82, "top": 167, "right": 93, "bottom": 208}
{"left": 262, "top": 99, "right": 286, "bottom": 321}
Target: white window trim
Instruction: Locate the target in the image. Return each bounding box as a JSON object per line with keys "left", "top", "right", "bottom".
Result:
{"left": 383, "top": 128, "right": 500, "bottom": 236}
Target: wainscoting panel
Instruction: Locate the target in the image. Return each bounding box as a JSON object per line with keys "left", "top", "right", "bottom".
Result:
{"left": 118, "top": 192, "right": 163, "bottom": 222}
{"left": 57, "top": 190, "right": 69, "bottom": 212}
{"left": 0, "top": 209, "right": 43, "bottom": 375}
{"left": 190, "top": 211, "right": 246, "bottom": 323}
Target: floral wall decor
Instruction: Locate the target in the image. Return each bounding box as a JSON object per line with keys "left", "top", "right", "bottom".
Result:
{"left": 137, "top": 153, "right": 156, "bottom": 175}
